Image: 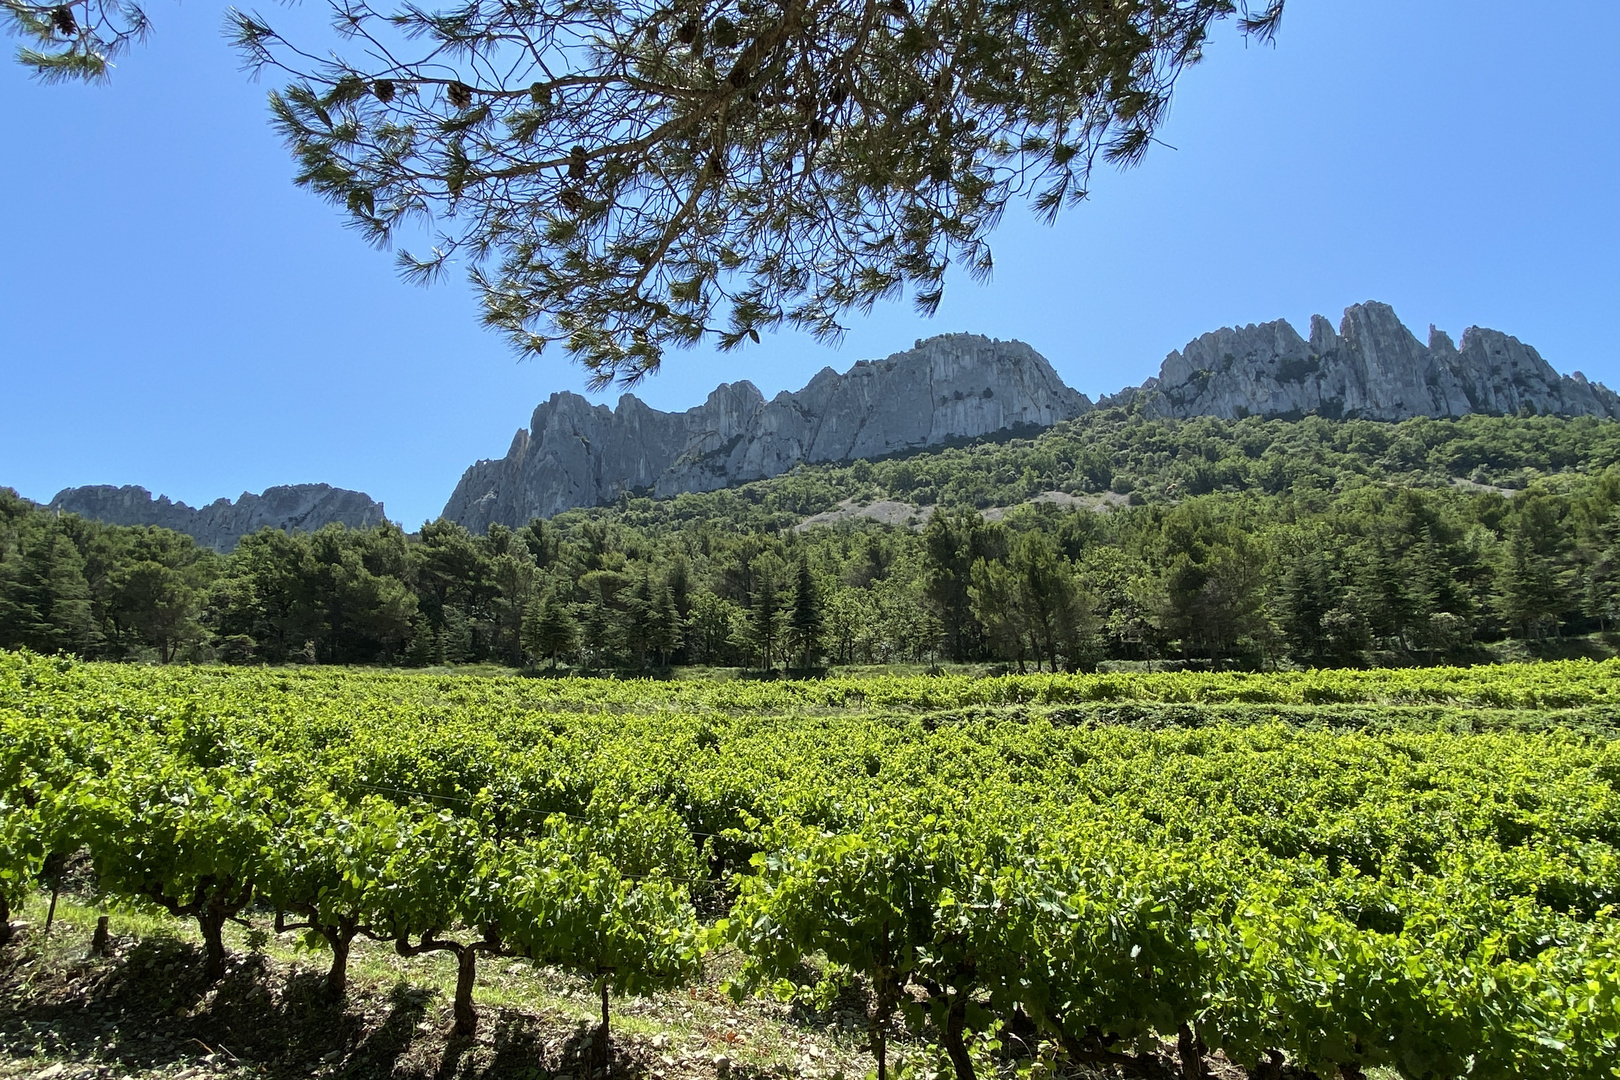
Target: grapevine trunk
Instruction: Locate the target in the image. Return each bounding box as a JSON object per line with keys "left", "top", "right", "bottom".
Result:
{"left": 452, "top": 947, "right": 478, "bottom": 1037}
{"left": 596, "top": 977, "right": 612, "bottom": 1077}
{"left": 941, "top": 995, "right": 976, "bottom": 1080}
{"left": 199, "top": 904, "right": 229, "bottom": 982}
{"left": 325, "top": 930, "right": 353, "bottom": 998}
{"left": 1176, "top": 1024, "right": 1203, "bottom": 1080}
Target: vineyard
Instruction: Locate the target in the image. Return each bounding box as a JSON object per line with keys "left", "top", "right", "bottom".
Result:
{"left": 2, "top": 651, "right": 1619, "bottom": 1080}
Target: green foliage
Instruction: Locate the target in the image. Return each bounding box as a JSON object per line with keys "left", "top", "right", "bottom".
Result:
{"left": 499, "top": 804, "right": 703, "bottom": 994}
{"left": 217, "top": 1, "right": 1289, "bottom": 384}
{"left": 13, "top": 412, "right": 1620, "bottom": 672}
{"left": 2, "top": 650, "right": 1619, "bottom": 1075}
{"left": 73, "top": 746, "right": 271, "bottom": 978}
{"left": 522, "top": 588, "right": 578, "bottom": 669}
{"left": 2, "top": 0, "right": 149, "bottom": 83}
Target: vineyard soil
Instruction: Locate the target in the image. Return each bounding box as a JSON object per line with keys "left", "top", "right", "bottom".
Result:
{"left": 0, "top": 897, "right": 894, "bottom": 1080}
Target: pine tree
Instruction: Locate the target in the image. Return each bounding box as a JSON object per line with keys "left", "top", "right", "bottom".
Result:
{"left": 522, "top": 590, "right": 579, "bottom": 671}
{"left": 647, "top": 584, "right": 682, "bottom": 667}
{"left": 1498, "top": 530, "right": 1570, "bottom": 640}
{"left": 622, "top": 569, "right": 656, "bottom": 667}
{"left": 788, "top": 555, "right": 822, "bottom": 671}
{"left": 215, "top": 0, "right": 1286, "bottom": 385}
{"left": 749, "top": 574, "right": 781, "bottom": 673}
{"left": 14, "top": 527, "right": 96, "bottom": 655}
{"left": 969, "top": 557, "right": 1028, "bottom": 672}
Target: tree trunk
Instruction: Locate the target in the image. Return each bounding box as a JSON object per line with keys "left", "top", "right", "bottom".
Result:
{"left": 325, "top": 928, "right": 354, "bottom": 998}
{"left": 0, "top": 896, "right": 11, "bottom": 946}
{"left": 872, "top": 920, "right": 891, "bottom": 1080}
{"left": 941, "top": 995, "right": 976, "bottom": 1080}
{"left": 596, "top": 977, "right": 612, "bottom": 1077}
{"left": 1176, "top": 1023, "right": 1204, "bottom": 1080}
{"left": 42, "top": 850, "right": 67, "bottom": 934}
{"left": 199, "top": 905, "right": 229, "bottom": 982}
{"left": 451, "top": 946, "right": 478, "bottom": 1037}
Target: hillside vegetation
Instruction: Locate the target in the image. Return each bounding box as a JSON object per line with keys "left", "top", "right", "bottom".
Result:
{"left": 7, "top": 411, "right": 1620, "bottom": 671}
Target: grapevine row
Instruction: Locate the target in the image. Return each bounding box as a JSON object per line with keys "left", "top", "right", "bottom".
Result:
{"left": 1, "top": 651, "right": 1618, "bottom": 1079}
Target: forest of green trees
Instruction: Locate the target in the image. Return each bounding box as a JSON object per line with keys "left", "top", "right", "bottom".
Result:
{"left": 7, "top": 408, "right": 1620, "bottom": 673}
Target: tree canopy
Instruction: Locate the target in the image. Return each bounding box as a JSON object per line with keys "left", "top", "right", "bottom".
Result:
{"left": 10, "top": 410, "right": 1620, "bottom": 673}
{"left": 8, "top": 0, "right": 1284, "bottom": 385}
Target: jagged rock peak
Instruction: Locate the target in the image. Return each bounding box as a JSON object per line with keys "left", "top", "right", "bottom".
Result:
{"left": 48, "top": 483, "right": 390, "bottom": 552}
{"left": 1122, "top": 301, "right": 1620, "bottom": 422}
{"left": 442, "top": 333, "right": 1091, "bottom": 530}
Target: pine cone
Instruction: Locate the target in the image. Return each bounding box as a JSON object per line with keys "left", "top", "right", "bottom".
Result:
{"left": 372, "top": 79, "right": 396, "bottom": 103}
{"left": 676, "top": 19, "right": 698, "bottom": 45}
{"left": 568, "top": 145, "right": 588, "bottom": 181}
{"left": 50, "top": 5, "right": 77, "bottom": 36}
{"left": 447, "top": 81, "right": 473, "bottom": 109}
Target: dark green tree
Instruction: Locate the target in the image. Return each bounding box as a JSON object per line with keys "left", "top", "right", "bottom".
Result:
{"left": 1497, "top": 492, "right": 1575, "bottom": 641}
{"left": 214, "top": 528, "right": 331, "bottom": 662}
{"left": 1276, "top": 532, "right": 1339, "bottom": 663}
{"left": 969, "top": 532, "right": 1094, "bottom": 672}
{"left": 788, "top": 554, "right": 823, "bottom": 670}
{"left": 523, "top": 589, "right": 579, "bottom": 670}
{"left": 748, "top": 571, "right": 782, "bottom": 673}
{"left": 922, "top": 507, "right": 1000, "bottom": 660}
{"left": 0, "top": 523, "right": 97, "bottom": 655}
{"left": 110, "top": 559, "right": 197, "bottom": 662}
{"left": 647, "top": 583, "right": 683, "bottom": 666}
{"left": 1145, "top": 506, "right": 1272, "bottom": 666}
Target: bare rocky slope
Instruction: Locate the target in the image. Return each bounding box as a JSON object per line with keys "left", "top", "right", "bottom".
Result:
{"left": 45, "top": 484, "right": 389, "bottom": 552}
{"left": 442, "top": 333, "right": 1089, "bottom": 531}
{"left": 1107, "top": 300, "right": 1620, "bottom": 421}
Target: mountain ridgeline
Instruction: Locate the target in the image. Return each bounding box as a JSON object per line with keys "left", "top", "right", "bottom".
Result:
{"left": 1112, "top": 302, "right": 1620, "bottom": 422}
{"left": 442, "top": 334, "right": 1089, "bottom": 530}
{"left": 46, "top": 485, "right": 389, "bottom": 553}
{"left": 442, "top": 301, "right": 1620, "bottom": 529}
{"left": 42, "top": 301, "right": 1620, "bottom": 545}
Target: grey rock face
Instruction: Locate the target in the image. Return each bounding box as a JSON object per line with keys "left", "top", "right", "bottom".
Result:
{"left": 442, "top": 333, "right": 1091, "bottom": 529}
{"left": 1125, "top": 301, "right": 1620, "bottom": 422}
{"left": 48, "top": 484, "right": 390, "bottom": 552}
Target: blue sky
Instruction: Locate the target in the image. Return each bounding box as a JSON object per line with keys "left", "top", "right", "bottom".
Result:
{"left": 2, "top": 0, "right": 1617, "bottom": 528}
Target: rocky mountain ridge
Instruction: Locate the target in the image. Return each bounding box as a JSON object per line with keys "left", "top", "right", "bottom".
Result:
{"left": 442, "top": 333, "right": 1090, "bottom": 531}
{"left": 443, "top": 302, "right": 1619, "bottom": 528}
{"left": 46, "top": 484, "right": 389, "bottom": 552}
{"left": 1107, "top": 301, "right": 1620, "bottom": 422}
{"left": 37, "top": 302, "right": 1620, "bottom": 539}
